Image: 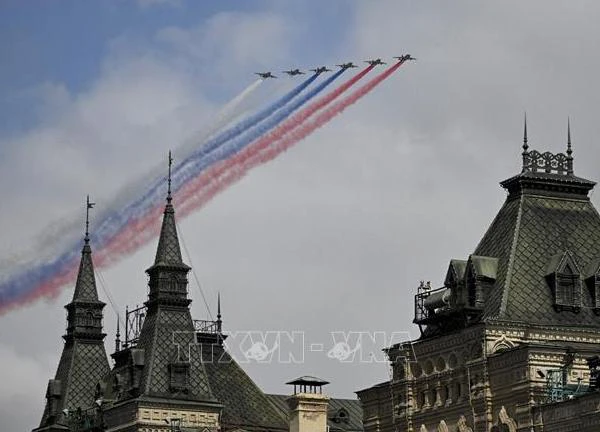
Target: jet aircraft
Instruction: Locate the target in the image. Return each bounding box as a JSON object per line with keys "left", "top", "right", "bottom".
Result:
{"left": 309, "top": 66, "right": 332, "bottom": 74}
{"left": 365, "top": 58, "right": 386, "bottom": 66}
{"left": 255, "top": 72, "right": 276, "bottom": 79}
{"left": 336, "top": 62, "right": 357, "bottom": 69}
{"left": 283, "top": 69, "right": 305, "bottom": 76}
{"left": 394, "top": 54, "right": 417, "bottom": 61}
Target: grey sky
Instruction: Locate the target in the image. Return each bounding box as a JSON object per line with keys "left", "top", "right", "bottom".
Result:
{"left": 1, "top": 1, "right": 600, "bottom": 431}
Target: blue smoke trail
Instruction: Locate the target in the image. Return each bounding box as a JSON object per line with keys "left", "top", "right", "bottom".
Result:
{"left": 169, "top": 69, "right": 346, "bottom": 197}
{"left": 0, "top": 71, "right": 348, "bottom": 312}
{"left": 0, "top": 75, "right": 319, "bottom": 310}
{"left": 91, "top": 74, "right": 319, "bottom": 247}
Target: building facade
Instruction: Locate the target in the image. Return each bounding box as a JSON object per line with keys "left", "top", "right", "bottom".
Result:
{"left": 357, "top": 123, "right": 600, "bottom": 431}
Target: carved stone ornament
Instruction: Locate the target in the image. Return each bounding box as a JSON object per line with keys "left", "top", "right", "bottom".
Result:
{"left": 490, "top": 406, "right": 517, "bottom": 432}
{"left": 456, "top": 415, "right": 473, "bottom": 432}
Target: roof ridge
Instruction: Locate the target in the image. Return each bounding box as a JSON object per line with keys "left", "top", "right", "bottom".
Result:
{"left": 58, "top": 346, "right": 76, "bottom": 413}
{"left": 141, "top": 315, "right": 157, "bottom": 395}
{"left": 498, "top": 194, "right": 525, "bottom": 317}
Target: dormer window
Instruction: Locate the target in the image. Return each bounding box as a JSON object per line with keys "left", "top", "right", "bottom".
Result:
{"left": 169, "top": 361, "right": 190, "bottom": 393}
{"left": 444, "top": 259, "right": 467, "bottom": 307}
{"left": 465, "top": 256, "right": 498, "bottom": 309}
{"left": 557, "top": 264, "right": 578, "bottom": 305}
{"left": 545, "top": 251, "right": 582, "bottom": 312}
{"left": 330, "top": 408, "right": 350, "bottom": 424}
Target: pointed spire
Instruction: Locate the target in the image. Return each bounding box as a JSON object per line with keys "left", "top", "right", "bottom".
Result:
{"left": 523, "top": 112, "right": 528, "bottom": 151}
{"left": 167, "top": 150, "right": 173, "bottom": 203}
{"left": 567, "top": 117, "right": 574, "bottom": 175}
{"left": 149, "top": 152, "right": 189, "bottom": 269}
{"left": 522, "top": 112, "right": 530, "bottom": 172}
{"left": 115, "top": 315, "right": 121, "bottom": 352}
{"left": 217, "top": 292, "right": 222, "bottom": 334}
{"left": 85, "top": 195, "right": 95, "bottom": 244}
{"left": 72, "top": 196, "right": 99, "bottom": 302}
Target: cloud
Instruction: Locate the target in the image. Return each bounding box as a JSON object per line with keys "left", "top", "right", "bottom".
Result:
{"left": 3, "top": 2, "right": 600, "bottom": 431}
{"left": 0, "top": 344, "right": 54, "bottom": 430}
{"left": 156, "top": 11, "right": 295, "bottom": 82}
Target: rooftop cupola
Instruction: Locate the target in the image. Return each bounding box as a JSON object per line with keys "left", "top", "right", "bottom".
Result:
{"left": 35, "top": 197, "right": 110, "bottom": 432}
{"left": 64, "top": 195, "right": 106, "bottom": 341}
{"left": 502, "top": 116, "right": 596, "bottom": 200}
{"left": 145, "top": 151, "right": 192, "bottom": 308}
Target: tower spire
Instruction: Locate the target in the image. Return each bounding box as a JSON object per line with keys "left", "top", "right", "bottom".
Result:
{"left": 567, "top": 117, "right": 574, "bottom": 175}
{"left": 217, "top": 292, "right": 222, "bottom": 334}
{"left": 521, "top": 112, "right": 530, "bottom": 172}
{"left": 85, "top": 195, "right": 95, "bottom": 244}
{"left": 167, "top": 150, "right": 173, "bottom": 204}
{"left": 36, "top": 199, "right": 110, "bottom": 430}
{"left": 72, "top": 196, "right": 99, "bottom": 302}
{"left": 523, "top": 112, "right": 528, "bottom": 151}
{"left": 115, "top": 315, "right": 121, "bottom": 352}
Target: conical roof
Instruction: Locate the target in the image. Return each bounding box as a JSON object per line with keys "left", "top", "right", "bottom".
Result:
{"left": 474, "top": 146, "right": 600, "bottom": 327}
{"left": 37, "top": 233, "right": 109, "bottom": 430}
{"left": 147, "top": 201, "right": 190, "bottom": 271}
{"left": 71, "top": 241, "right": 101, "bottom": 303}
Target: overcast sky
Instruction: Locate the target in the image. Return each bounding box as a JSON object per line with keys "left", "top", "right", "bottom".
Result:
{"left": 2, "top": 1, "right": 600, "bottom": 430}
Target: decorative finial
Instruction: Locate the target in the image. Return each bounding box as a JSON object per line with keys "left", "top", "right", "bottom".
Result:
{"left": 567, "top": 117, "right": 572, "bottom": 155}
{"left": 167, "top": 150, "right": 173, "bottom": 203}
{"left": 523, "top": 112, "right": 528, "bottom": 152}
{"left": 115, "top": 315, "right": 121, "bottom": 352}
{"left": 521, "top": 112, "right": 530, "bottom": 172}
{"left": 567, "top": 117, "right": 574, "bottom": 175}
{"left": 216, "top": 292, "right": 222, "bottom": 334}
{"left": 85, "top": 195, "right": 96, "bottom": 244}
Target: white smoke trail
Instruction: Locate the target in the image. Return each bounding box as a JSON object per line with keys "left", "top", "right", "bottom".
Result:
{"left": 0, "top": 79, "right": 265, "bottom": 273}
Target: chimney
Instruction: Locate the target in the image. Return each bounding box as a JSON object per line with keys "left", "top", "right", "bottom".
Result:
{"left": 286, "top": 376, "right": 330, "bottom": 432}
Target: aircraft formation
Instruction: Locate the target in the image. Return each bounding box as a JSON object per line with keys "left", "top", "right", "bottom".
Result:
{"left": 255, "top": 55, "right": 415, "bottom": 79}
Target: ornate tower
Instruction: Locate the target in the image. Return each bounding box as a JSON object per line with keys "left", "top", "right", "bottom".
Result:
{"left": 358, "top": 119, "right": 600, "bottom": 432}
{"left": 34, "top": 197, "right": 110, "bottom": 432}
{"left": 101, "top": 153, "right": 222, "bottom": 432}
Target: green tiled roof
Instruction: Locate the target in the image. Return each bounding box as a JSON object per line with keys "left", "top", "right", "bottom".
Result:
{"left": 201, "top": 344, "right": 288, "bottom": 432}
{"left": 474, "top": 170, "right": 600, "bottom": 327}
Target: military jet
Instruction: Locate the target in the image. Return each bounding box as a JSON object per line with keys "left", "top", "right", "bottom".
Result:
{"left": 255, "top": 72, "right": 277, "bottom": 79}
{"left": 365, "top": 58, "right": 386, "bottom": 66}
{"left": 336, "top": 62, "right": 358, "bottom": 69}
{"left": 309, "top": 66, "right": 332, "bottom": 74}
{"left": 394, "top": 54, "right": 417, "bottom": 61}
{"left": 283, "top": 69, "right": 305, "bottom": 76}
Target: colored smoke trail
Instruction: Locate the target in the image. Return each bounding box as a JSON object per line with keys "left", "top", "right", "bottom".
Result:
{"left": 178, "top": 79, "right": 264, "bottom": 159}
{"left": 170, "top": 69, "right": 348, "bottom": 199}
{"left": 100, "top": 66, "right": 375, "bottom": 260}
{"left": 0, "top": 61, "right": 406, "bottom": 315}
{"left": 135, "top": 79, "right": 265, "bottom": 196}
{"left": 0, "top": 74, "right": 326, "bottom": 313}
{"left": 94, "top": 69, "right": 352, "bottom": 262}
{"left": 175, "top": 61, "right": 406, "bottom": 218}
{"left": 89, "top": 75, "right": 319, "bottom": 255}
{"left": 0, "top": 80, "right": 264, "bottom": 289}
{"left": 0, "top": 79, "right": 271, "bottom": 313}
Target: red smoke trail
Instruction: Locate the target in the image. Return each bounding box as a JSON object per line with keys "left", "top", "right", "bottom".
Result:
{"left": 176, "top": 60, "right": 406, "bottom": 218}
{"left": 99, "top": 66, "right": 377, "bottom": 261}
{"left": 94, "top": 205, "right": 165, "bottom": 267}
{"left": 96, "top": 62, "right": 402, "bottom": 265}
{"left": 0, "top": 263, "right": 78, "bottom": 314}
